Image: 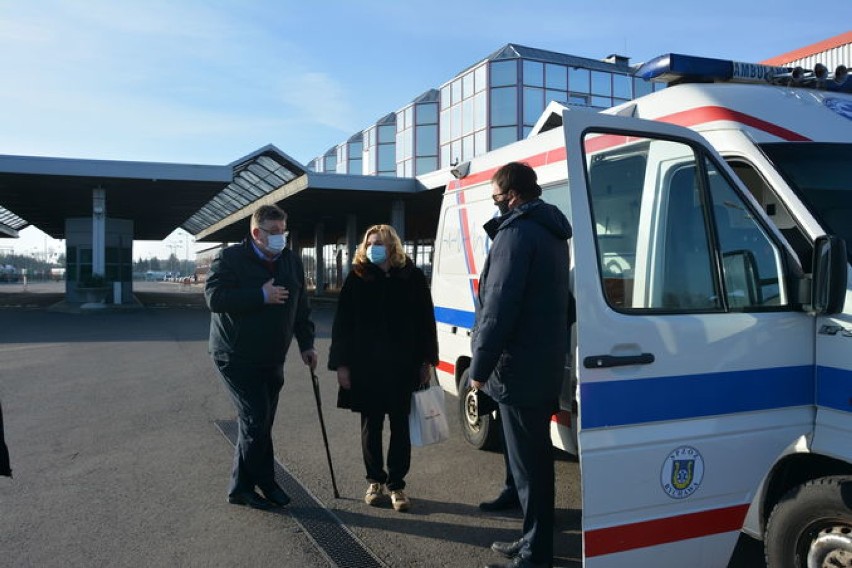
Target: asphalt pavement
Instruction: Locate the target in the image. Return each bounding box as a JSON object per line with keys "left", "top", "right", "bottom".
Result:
{"left": 0, "top": 282, "right": 584, "bottom": 568}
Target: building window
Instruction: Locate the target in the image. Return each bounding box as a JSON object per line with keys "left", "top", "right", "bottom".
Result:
{"left": 490, "top": 86, "right": 517, "bottom": 127}
{"left": 634, "top": 78, "right": 653, "bottom": 98}
{"left": 490, "top": 126, "right": 517, "bottom": 150}
{"left": 490, "top": 60, "right": 517, "bottom": 87}
{"left": 523, "top": 60, "right": 544, "bottom": 87}
{"left": 348, "top": 141, "right": 363, "bottom": 175}
{"left": 613, "top": 73, "right": 632, "bottom": 99}
{"left": 415, "top": 124, "right": 438, "bottom": 155}
{"left": 545, "top": 63, "right": 567, "bottom": 91}
{"left": 523, "top": 86, "right": 544, "bottom": 126}
{"left": 569, "top": 67, "right": 590, "bottom": 93}
{"left": 591, "top": 71, "right": 612, "bottom": 96}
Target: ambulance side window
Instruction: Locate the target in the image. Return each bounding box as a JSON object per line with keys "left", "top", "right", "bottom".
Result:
{"left": 726, "top": 159, "right": 813, "bottom": 272}
{"left": 706, "top": 158, "right": 788, "bottom": 308}
{"left": 585, "top": 134, "right": 788, "bottom": 312}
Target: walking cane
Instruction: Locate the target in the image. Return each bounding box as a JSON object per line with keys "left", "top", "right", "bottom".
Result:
{"left": 310, "top": 369, "right": 340, "bottom": 498}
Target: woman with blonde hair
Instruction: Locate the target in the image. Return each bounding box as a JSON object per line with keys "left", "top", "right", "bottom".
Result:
{"left": 328, "top": 224, "right": 438, "bottom": 511}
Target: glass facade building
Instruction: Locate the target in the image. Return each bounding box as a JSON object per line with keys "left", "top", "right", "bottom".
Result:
{"left": 308, "top": 43, "right": 663, "bottom": 176}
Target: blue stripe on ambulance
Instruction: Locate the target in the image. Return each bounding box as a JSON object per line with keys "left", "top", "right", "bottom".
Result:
{"left": 580, "top": 366, "right": 814, "bottom": 429}
{"left": 816, "top": 366, "right": 852, "bottom": 412}
{"left": 434, "top": 306, "right": 475, "bottom": 329}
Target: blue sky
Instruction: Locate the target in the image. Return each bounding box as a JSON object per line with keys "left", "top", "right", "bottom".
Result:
{"left": 1, "top": 0, "right": 849, "bottom": 258}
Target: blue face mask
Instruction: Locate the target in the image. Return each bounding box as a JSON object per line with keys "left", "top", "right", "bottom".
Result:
{"left": 366, "top": 244, "right": 387, "bottom": 264}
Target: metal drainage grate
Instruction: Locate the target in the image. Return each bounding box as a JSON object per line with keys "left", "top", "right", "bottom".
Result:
{"left": 215, "top": 419, "right": 387, "bottom": 568}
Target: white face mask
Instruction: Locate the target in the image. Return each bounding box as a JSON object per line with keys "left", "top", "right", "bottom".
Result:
{"left": 265, "top": 233, "right": 287, "bottom": 253}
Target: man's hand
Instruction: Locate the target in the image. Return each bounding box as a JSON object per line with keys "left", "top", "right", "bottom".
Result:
{"left": 262, "top": 278, "right": 289, "bottom": 304}
{"left": 301, "top": 348, "right": 318, "bottom": 370}
{"left": 471, "top": 379, "right": 486, "bottom": 390}
{"left": 337, "top": 366, "right": 351, "bottom": 390}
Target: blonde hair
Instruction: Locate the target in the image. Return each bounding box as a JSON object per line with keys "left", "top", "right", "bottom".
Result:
{"left": 353, "top": 224, "right": 407, "bottom": 272}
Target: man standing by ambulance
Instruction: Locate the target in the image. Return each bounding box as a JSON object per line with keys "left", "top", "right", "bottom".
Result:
{"left": 470, "top": 162, "right": 572, "bottom": 568}
{"left": 206, "top": 204, "right": 317, "bottom": 510}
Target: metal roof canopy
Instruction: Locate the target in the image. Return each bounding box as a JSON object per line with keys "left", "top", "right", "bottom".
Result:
{"left": 0, "top": 147, "right": 444, "bottom": 249}
{"left": 193, "top": 170, "right": 439, "bottom": 245}
{"left": 0, "top": 154, "right": 232, "bottom": 240}
{"left": 183, "top": 145, "right": 306, "bottom": 237}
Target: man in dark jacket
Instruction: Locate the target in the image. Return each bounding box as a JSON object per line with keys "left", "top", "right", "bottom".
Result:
{"left": 471, "top": 162, "right": 572, "bottom": 568}
{"left": 205, "top": 204, "right": 317, "bottom": 510}
{"left": 1, "top": 401, "right": 11, "bottom": 477}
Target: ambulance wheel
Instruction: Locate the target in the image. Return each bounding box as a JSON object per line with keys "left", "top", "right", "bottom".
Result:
{"left": 764, "top": 476, "right": 852, "bottom": 568}
{"left": 458, "top": 369, "right": 501, "bottom": 451}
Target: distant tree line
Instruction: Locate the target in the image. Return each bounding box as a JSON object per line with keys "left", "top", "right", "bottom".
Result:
{"left": 0, "top": 253, "right": 64, "bottom": 272}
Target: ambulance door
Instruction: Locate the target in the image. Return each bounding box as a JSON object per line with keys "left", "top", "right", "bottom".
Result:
{"left": 564, "top": 111, "right": 816, "bottom": 567}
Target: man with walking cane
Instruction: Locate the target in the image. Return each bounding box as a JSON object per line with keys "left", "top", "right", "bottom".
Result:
{"left": 206, "top": 204, "right": 317, "bottom": 511}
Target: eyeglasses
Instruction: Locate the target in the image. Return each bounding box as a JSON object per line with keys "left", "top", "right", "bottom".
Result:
{"left": 492, "top": 193, "right": 507, "bottom": 204}
{"left": 258, "top": 226, "right": 288, "bottom": 237}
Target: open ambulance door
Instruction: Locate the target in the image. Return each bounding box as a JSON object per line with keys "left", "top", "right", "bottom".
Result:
{"left": 564, "top": 110, "right": 818, "bottom": 566}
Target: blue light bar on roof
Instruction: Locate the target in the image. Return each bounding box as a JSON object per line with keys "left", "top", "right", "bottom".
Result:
{"left": 636, "top": 53, "right": 788, "bottom": 83}
{"left": 636, "top": 53, "right": 852, "bottom": 94}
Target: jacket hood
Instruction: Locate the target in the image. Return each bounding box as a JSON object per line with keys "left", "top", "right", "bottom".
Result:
{"left": 484, "top": 198, "right": 572, "bottom": 240}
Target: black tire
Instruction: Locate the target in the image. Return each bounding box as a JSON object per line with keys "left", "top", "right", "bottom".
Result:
{"left": 765, "top": 476, "right": 852, "bottom": 568}
{"left": 457, "top": 368, "right": 501, "bottom": 451}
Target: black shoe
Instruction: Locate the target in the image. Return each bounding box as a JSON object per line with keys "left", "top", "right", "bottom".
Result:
{"left": 490, "top": 538, "right": 525, "bottom": 558}
{"left": 479, "top": 490, "right": 521, "bottom": 512}
{"left": 484, "top": 556, "right": 550, "bottom": 568}
{"left": 259, "top": 484, "right": 291, "bottom": 507}
{"left": 227, "top": 490, "right": 275, "bottom": 510}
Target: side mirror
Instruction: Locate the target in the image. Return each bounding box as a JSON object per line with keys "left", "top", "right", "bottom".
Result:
{"left": 812, "top": 235, "right": 847, "bottom": 314}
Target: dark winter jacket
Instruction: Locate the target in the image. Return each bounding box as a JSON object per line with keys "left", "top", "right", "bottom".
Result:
{"left": 328, "top": 259, "right": 439, "bottom": 414}
{"left": 205, "top": 238, "right": 315, "bottom": 365}
{"left": 470, "top": 198, "right": 573, "bottom": 408}
{"left": 0, "top": 401, "right": 10, "bottom": 477}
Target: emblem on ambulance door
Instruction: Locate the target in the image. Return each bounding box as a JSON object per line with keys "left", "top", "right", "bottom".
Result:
{"left": 660, "top": 446, "right": 704, "bottom": 499}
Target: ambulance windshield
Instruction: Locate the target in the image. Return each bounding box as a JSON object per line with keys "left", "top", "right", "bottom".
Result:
{"left": 760, "top": 142, "right": 852, "bottom": 260}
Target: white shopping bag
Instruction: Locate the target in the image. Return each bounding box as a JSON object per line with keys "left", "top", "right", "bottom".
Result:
{"left": 409, "top": 383, "right": 450, "bottom": 447}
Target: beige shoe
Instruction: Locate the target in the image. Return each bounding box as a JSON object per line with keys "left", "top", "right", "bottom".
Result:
{"left": 365, "top": 483, "right": 385, "bottom": 506}
{"left": 390, "top": 489, "right": 411, "bottom": 511}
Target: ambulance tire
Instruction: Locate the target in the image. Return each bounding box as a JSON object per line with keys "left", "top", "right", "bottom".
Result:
{"left": 764, "top": 476, "right": 852, "bottom": 568}
{"left": 458, "top": 369, "right": 501, "bottom": 451}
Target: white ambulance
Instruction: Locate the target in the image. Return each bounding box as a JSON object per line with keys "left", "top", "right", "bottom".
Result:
{"left": 429, "top": 53, "right": 852, "bottom": 566}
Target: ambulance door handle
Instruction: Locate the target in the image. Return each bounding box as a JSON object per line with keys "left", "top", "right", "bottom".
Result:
{"left": 583, "top": 353, "right": 655, "bottom": 368}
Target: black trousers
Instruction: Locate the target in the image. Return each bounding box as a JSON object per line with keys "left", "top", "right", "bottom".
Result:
{"left": 214, "top": 358, "right": 285, "bottom": 496}
{"left": 360, "top": 409, "right": 410, "bottom": 491}
{"left": 496, "top": 408, "right": 516, "bottom": 494}
{"left": 499, "top": 402, "right": 555, "bottom": 565}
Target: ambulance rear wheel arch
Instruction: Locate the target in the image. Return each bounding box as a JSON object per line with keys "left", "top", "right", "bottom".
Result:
{"left": 458, "top": 368, "right": 502, "bottom": 451}
{"left": 764, "top": 476, "right": 852, "bottom": 568}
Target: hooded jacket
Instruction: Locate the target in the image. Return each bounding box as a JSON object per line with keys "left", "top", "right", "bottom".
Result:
{"left": 470, "top": 198, "right": 573, "bottom": 407}
{"left": 205, "top": 238, "right": 315, "bottom": 365}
